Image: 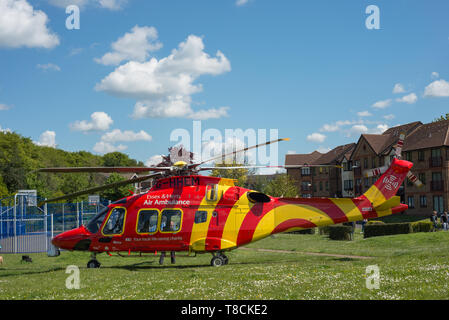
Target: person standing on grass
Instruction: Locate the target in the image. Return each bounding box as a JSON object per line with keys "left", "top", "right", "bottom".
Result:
{"left": 430, "top": 211, "right": 438, "bottom": 231}
{"left": 442, "top": 212, "right": 448, "bottom": 231}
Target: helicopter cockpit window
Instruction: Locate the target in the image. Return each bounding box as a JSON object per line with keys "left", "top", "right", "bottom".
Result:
{"left": 137, "top": 209, "right": 159, "bottom": 234}
{"left": 194, "top": 210, "right": 208, "bottom": 224}
{"left": 206, "top": 184, "right": 218, "bottom": 202}
{"left": 102, "top": 207, "right": 126, "bottom": 236}
{"left": 86, "top": 207, "right": 109, "bottom": 234}
{"left": 160, "top": 209, "right": 182, "bottom": 233}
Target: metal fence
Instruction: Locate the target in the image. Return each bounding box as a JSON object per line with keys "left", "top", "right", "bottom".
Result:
{"left": 0, "top": 193, "right": 109, "bottom": 254}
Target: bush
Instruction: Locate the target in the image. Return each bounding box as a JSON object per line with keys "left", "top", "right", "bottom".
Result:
{"left": 366, "top": 220, "right": 385, "bottom": 225}
{"left": 364, "top": 222, "right": 412, "bottom": 238}
{"left": 411, "top": 220, "right": 434, "bottom": 233}
{"left": 289, "top": 228, "right": 315, "bottom": 235}
{"left": 328, "top": 225, "right": 353, "bottom": 241}
{"left": 318, "top": 226, "right": 331, "bottom": 235}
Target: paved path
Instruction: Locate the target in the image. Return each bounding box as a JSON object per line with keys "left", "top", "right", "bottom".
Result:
{"left": 239, "top": 247, "right": 373, "bottom": 260}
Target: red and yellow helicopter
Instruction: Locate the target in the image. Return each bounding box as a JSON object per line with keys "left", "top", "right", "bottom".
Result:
{"left": 39, "top": 138, "right": 414, "bottom": 268}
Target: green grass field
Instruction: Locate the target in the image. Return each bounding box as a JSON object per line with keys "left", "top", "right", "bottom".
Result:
{"left": 1, "top": 231, "right": 449, "bottom": 300}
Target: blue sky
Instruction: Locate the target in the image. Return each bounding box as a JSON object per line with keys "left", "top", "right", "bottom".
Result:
{"left": 0, "top": 0, "right": 448, "bottom": 171}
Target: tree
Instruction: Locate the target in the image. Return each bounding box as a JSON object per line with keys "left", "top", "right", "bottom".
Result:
{"left": 209, "top": 160, "right": 254, "bottom": 187}
{"left": 263, "top": 174, "right": 299, "bottom": 198}
{"left": 99, "top": 173, "right": 135, "bottom": 201}
{"left": 103, "top": 152, "right": 143, "bottom": 167}
{"left": 433, "top": 113, "right": 449, "bottom": 122}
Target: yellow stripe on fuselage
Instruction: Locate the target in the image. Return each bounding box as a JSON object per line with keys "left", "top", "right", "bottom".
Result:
{"left": 189, "top": 185, "right": 231, "bottom": 251}
{"left": 363, "top": 185, "right": 387, "bottom": 208}
{"left": 220, "top": 192, "right": 252, "bottom": 250}
{"left": 330, "top": 198, "right": 363, "bottom": 222}
{"left": 252, "top": 203, "right": 333, "bottom": 242}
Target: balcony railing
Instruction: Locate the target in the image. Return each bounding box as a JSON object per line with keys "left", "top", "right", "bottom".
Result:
{"left": 429, "top": 157, "right": 443, "bottom": 168}
{"left": 431, "top": 180, "right": 444, "bottom": 191}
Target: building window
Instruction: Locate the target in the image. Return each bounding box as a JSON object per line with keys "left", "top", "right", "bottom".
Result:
{"left": 364, "top": 178, "right": 370, "bottom": 187}
{"left": 433, "top": 196, "right": 444, "bottom": 213}
{"left": 325, "top": 181, "right": 329, "bottom": 191}
{"left": 418, "top": 150, "right": 425, "bottom": 161}
{"left": 319, "top": 181, "right": 323, "bottom": 191}
{"left": 371, "top": 157, "right": 376, "bottom": 169}
{"left": 407, "top": 196, "right": 415, "bottom": 209}
{"left": 406, "top": 152, "right": 413, "bottom": 161}
{"left": 418, "top": 173, "right": 426, "bottom": 185}
{"left": 301, "top": 167, "right": 311, "bottom": 176}
{"left": 364, "top": 158, "right": 368, "bottom": 169}
{"left": 344, "top": 180, "right": 353, "bottom": 191}
{"left": 419, "top": 195, "right": 427, "bottom": 208}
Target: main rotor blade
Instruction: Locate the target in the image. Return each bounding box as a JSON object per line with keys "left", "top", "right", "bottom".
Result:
{"left": 39, "top": 172, "right": 164, "bottom": 205}
{"left": 36, "top": 167, "right": 171, "bottom": 173}
{"left": 199, "top": 164, "right": 343, "bottom": 171}
{"left": 191, "top": 138, "right": 291, "bottom": 167}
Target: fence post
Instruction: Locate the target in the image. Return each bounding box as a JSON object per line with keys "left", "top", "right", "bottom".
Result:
{"left": 44, "top": 200, "right": 48, "bottom": 252}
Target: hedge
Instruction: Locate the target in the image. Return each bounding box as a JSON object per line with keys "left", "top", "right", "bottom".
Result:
{"left": 289, "top": 228, "right": 316, "bottom": 235}
{"left": 328, "top": 225, "right": 353, "bottom": 241}
{"left": 411, "top": 220, "right": 434, "bottom": 233}
{"left": 364, "top": 222, "right": 412, "bottom": 238}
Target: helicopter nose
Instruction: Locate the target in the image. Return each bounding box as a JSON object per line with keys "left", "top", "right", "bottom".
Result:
{"left": 52, "top": 225, "right": 91, "bottom": 251}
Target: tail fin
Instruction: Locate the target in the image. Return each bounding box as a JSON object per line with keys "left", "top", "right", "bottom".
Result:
{"left": 362, "top": 157, "right": 413, "bottom": 208}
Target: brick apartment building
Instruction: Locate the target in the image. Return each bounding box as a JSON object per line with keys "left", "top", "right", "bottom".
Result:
{"left": 285, "top": 119, "right": 449, "bottom": 216}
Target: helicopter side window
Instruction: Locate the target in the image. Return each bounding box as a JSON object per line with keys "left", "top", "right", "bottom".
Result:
{"left": 206, "top": 184, "right": 218, "bottom": 202}
{"left": 160, "top": 209, "right": 182, "bottom": 233}
{"left": 136, "top": 209, "right": 159, "bottom": 234}
{"left": 102, "top": 207, "right": 127, "bottom": 236}
{"left": 194, "top": 210, "right": 208, "bottom": 224}
{"left": 86, "top": 207, "right": 109, "bottom": 234}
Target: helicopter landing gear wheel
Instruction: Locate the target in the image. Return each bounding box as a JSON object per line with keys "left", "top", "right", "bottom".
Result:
{"left": 211, "top": 256, "right": 225, "bottom": 267}
{"left": 87, "top": 259, "right": 101, "bottom": 268}
{"left": 210, "top": 252, "right": 228, "bottom": 267}
{"left": 87, "top": 252, "right": 100, "bottom": 268}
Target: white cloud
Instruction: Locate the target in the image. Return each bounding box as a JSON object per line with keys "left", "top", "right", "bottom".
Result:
{"left": 372, "top": 99, "right": 392, "bottom": 109}
{"left": 100, "top": 129, "right": 152, "bottom": 143}
{"left": 48, "top": 0, "right": 89, "bottom": 8}
{"left": 307, "top": 133, "right": 326, "bottom": 143}
{"left": 95, "top": 25, "right": 162, "bottom": 66}
{"left": 287, "top": 150, "right": 296, "bottom": 155}
{"left": 48, "top": 0, "right": 126, "bottom": 10}
{"left": 236, "top": 0, "right": 249, "bottom": 6}
{"left": 37, "top": 63, "right": 61, "bottom": 71}
{"left": 0, "top": 103, "right": 11, "bottom": 110}
{"left": 349, "top": 124, "right": 368, "bottom": 135}
{"left": 34, "top": 130, "right": 56, "bottom": 148}
{"left": 392, "top": 83, "right": 405, "bottom": 94}
{"left": 424, "top": 79, "right": 449, "bottom": 98}
{"left": 70, "top": 112, "right": 113, "bottom": 132}
{"left": 93, "top": 141, "right": 127, "bottom": 154}
{"left": 320, "top": 120, "right": 355, "bottom": 132}
{"left": 0, "top": 0, "right": 59, "bottom": 49}
{"left": 95, "top": 34, "right": 231, "bottom": 120}
{"left": 431, "top": 72, "right": 439, "bottom": 79}
{"left": 357, "top": 111, "right": 372, "bottom": 117}
{"left": 98, "top": 0, "right": 127, "bottom": 10}
{"left": 371, "top": 124, "right": 389, "bottom": 134}
{"left": 145, "top": 154, "right": 163, "bottom": 167}
{"left": 317, "top": 146, "right": 331, "bottom": 153}
{"left": 383, "top": 114, "right": 395, "bottom": 121}
{"left": 396, "top": 92, "right": 417, "bottom": 104}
